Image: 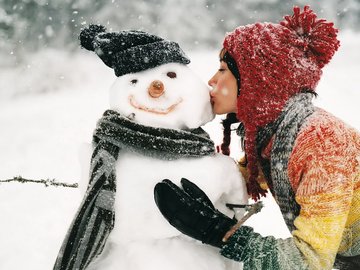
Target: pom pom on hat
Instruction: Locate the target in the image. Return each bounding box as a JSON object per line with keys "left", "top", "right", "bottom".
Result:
{"left": 79, "top": 24, "right": 190, "bottom": 76}
{"left": 79, "top": 24, "right": 106, "bottom": 51}
{"left": 223, "top": 6, "right": 340, "bottom": 201}
{"left": 280, "top": 6, "right": 340, "bottom": 68}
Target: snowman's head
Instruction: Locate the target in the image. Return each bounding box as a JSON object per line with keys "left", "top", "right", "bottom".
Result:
{"left": 79, "top": 25, "right": 213, "bottom": 129}
{"left": 109, "top": 63, "right": 214, "bottom": 129}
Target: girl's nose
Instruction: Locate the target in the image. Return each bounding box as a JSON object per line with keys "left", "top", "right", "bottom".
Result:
{"left": 208, "top": 78, "right": 214, "bottom": 87}
{"left": 208, "top": 74, "right": 216, "bottom": 87}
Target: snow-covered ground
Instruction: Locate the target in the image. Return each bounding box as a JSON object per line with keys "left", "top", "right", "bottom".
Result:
{"left": 0, "top": 31, "right": 359, "bottom": 269}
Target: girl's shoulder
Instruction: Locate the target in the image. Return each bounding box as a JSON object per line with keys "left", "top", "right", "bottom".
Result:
{"left": 297, "top": 108, "right": 360, "bottom": 149}
{"left": 288, "top": 108, "right": 360, "bottom": 194}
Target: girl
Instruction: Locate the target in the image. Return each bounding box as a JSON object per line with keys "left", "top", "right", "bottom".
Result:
{"left": 154, "top": 6, "right": 360, "bottom": 270}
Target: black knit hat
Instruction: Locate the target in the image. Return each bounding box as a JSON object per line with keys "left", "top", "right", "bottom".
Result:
{"left": 79, "top": 24, "right": 190, "bottom": 77}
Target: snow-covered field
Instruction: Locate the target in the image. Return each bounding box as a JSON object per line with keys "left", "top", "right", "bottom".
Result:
{"left": 0, "top": 31, "right": 359, "bottom": 269}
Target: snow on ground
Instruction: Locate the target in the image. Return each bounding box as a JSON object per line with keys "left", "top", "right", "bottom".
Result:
{"left": 0, "top": 32, "right": 359, "bottom": 269}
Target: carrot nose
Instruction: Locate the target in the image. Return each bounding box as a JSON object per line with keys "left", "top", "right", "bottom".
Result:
{"left": 148, "top": 80, "right": 164, "bottom": 98}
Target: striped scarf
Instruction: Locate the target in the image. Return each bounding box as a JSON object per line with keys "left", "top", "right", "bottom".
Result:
{"left": 53, "top": 110, "right": 215, "bottom": 270}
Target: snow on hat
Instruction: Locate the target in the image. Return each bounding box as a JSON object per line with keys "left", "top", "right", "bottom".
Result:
{"left": 223, "top": 6, "right": 340, "bottom": 200}
{"left": 79, "top": 24, "right": 190, "bottom": 76}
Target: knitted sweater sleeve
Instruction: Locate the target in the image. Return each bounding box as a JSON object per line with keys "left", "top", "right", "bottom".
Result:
{"left": 221, "top": 111, "right": 359, "bottom": 270}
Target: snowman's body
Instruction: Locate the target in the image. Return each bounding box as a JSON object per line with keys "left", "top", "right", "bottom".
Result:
{"left": 83, "top": 63, "right": 248, "bottom": 269}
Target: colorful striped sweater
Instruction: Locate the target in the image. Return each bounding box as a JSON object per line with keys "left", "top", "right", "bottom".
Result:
{"left": 221, "top": 108, "right": 360, "bottom": 270}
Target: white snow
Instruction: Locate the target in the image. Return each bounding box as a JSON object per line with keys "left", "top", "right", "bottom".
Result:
{"left": 87, "top": 151, "right": 247, "bottom": 270}
{"left": 0, "top": 31, "right": 359, "bottom": 269}
{"left": 109, "top": 62, "right": 214, "bottom": 129}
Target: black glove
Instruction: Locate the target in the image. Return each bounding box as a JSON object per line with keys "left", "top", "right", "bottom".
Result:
{"left": 154, "top": 178, "right": 237, "bottom": 248}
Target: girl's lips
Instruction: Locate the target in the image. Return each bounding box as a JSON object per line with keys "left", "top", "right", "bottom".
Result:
{"left": 129, "top": 95, "right": 183, "bottom": 115}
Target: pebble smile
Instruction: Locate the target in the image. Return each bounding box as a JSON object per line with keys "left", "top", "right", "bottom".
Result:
{"left": 129, "top": 95, "right": 183, "bottom": 115}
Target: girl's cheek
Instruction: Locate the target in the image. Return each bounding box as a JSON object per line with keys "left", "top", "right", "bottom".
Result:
{"left": 221, "top": 87, "right": 229, "bottom": 96}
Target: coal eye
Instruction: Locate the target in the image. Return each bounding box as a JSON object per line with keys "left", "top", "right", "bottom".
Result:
{"left": 130, "top": 79, "right": 138, "bottom": 84}
{"left": 167, "top": 72, "right": 177, "bottom": 79}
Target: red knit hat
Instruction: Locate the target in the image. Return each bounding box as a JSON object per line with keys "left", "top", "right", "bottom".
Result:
{"left": 223, "top": 6, "right": 340, "bottom": 201}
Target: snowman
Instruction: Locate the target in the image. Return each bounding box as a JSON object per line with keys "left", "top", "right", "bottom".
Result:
{"left": 54, "top": 25, "right": 248, "bottom": 270}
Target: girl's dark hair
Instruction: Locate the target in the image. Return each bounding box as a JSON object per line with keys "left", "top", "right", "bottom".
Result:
{"left": 219, "top": 48, "right": 241, "bottom": 95}
{"left": 301, "top": 87, "right": 318, "bottom": 97}
{"left": 220, "top": 113, "right": 240, "bottom": 156}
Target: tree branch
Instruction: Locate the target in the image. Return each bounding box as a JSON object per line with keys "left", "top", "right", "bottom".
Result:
{"left": 0, "top": 176, "right": 78, "bottom": 188}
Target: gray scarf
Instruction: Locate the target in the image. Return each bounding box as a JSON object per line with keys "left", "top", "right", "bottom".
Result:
{"left": 270, "top": 93, "right": 315, "bottom": 232}
{"left": 238, "top": 92, "right": 315, "bottom": 232}
{"left": 54, "top": 110, "right": 215, "bottom": 270}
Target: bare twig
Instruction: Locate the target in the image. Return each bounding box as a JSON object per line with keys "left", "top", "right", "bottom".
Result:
{"left": 223, "top": 201, "right": 264, "bottom": 242}
{"left": 0, "top": 176, "right": 78, "bottom": 188}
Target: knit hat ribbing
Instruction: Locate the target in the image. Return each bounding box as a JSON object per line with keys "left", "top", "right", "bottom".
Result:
{"left": 223, "top": 6, "right": 340, "bottom": 201}
{"left": 79, "top": 24, "right": 190, "bottom": 77}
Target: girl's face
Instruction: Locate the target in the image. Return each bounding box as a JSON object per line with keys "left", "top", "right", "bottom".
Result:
{"left": 208, "top": 61, "right": 238, "bottom": 115}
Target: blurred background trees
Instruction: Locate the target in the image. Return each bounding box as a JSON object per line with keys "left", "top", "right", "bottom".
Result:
{"left": 1, "top": 0, "right": 359, "bottom": 65}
